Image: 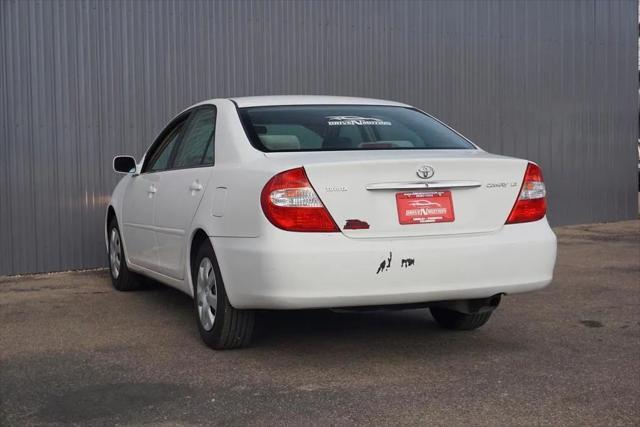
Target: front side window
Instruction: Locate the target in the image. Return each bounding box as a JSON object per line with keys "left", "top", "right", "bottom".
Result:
{"left": 238, "top": 105, "right": 475, "bottom": 152}
{"left": 173, "top": 107, "right": 216, "bottom": 168}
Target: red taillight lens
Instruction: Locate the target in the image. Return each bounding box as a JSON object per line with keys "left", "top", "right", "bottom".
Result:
{"left": 261, "top": 167, "right": 339, "bottom": 232}
{"left": 506, "top": 162, "right": 547, "bottom": 224}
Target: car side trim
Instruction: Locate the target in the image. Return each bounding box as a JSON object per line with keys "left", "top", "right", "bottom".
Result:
{"left": 123, "top": 222, "right": 185, "bottom": 236}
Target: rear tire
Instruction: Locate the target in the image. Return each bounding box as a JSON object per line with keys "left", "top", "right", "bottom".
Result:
{"left": 192, "top": 240, "right": 255, "bottom": 349}
{"left": 108, "top": 219, "right": 142, "bottom": 291}
{"left": 430, "top": 307, "right": 493, "bottom": 331}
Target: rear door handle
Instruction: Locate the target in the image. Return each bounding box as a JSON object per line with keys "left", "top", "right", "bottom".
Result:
{"left": 148, "top": 185, "right": 157, "bottom": 194}
{"left": 189, "top": 181, "right": 203, "bottom": 192}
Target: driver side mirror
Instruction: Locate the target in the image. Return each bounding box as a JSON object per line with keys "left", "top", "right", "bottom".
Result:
{"left": 113, "top": 156, "right": 138, "bottom": 174}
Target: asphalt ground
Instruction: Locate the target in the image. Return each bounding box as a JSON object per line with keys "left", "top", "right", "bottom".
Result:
{"left": 1, "top": 220, "right": 639, "bottom": 426}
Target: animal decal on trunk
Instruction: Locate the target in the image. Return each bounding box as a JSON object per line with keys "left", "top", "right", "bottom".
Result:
{"left": 401, "top": 258, "right": 415, "bottom": 268}
{"left": 376, "top": 252, "right": 393, "bottom": 274}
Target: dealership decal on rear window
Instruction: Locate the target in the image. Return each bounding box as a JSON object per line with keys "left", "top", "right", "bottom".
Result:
{"left": 326, "top": 116, "right": 392, "bottom": 126}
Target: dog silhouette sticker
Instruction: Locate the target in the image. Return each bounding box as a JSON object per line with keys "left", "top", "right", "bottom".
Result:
{"left": 401, "top": 258, "right": 415, "bottom": 268}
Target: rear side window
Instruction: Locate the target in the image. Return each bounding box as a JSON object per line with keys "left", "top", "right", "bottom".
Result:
{"left": 173, "top": 107, "right": 216, "bottom": 168}
{"left": 146, "top": 121, "right": 186, "bottom": 172}
{"left": 238, "top": 105, "right": 474, "bottom": 152}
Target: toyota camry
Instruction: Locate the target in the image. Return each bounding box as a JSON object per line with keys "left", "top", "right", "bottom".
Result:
{"left": 107, "top": 96, "right": 557, "bottom": 349}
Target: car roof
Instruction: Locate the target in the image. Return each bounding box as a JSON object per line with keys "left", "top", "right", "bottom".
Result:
{"left": 229, "top": 95, "right": 412, "bottom": 108}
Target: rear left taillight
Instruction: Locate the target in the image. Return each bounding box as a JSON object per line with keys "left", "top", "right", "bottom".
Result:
{"left": 261, "top": 167, "right": 339, "bottom": 232}
{"left": 506, "top": 162, "right": 547, "bottom": 224}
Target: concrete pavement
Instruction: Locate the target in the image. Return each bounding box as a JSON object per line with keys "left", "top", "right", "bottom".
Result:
{"left": 1, "top": 220, "right": 639, "bottom": 426}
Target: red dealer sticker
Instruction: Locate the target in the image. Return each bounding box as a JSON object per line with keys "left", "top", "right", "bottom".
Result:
{"left": 396, "top": 191, "right": 455, "bottom": 224}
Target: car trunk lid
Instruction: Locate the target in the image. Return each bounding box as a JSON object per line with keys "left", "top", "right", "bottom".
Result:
{"left": 292, "top": 150, "right": 527, "bottom": 238}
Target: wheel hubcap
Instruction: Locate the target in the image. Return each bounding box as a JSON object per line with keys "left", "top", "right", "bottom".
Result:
{"left": 109, "top": 229, "right": 122, "bottom": 279}
{"left": 196, "top": 257, "right": 217, "bottom": 331}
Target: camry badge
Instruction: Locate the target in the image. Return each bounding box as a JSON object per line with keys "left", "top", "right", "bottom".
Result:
{"left": 325, "top": 185, "right": 348, "bottom": 192}
{"left": 416, "top": 165, "right": 435, "bottom": 179}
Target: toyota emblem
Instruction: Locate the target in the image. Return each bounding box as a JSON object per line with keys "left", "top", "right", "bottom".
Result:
{"left": 416, "top": 165, "right": 434, "bottom": 179}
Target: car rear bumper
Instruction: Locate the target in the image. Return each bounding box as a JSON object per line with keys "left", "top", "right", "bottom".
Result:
{"left": 213, "top": 219, "right": 557, "bottom": 309}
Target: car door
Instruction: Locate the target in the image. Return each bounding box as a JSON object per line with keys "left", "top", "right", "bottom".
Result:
{"left": 121, "top": 115, "right": 188, "bottom": 269}
{"left": 153, "top": 106, "right": 216, "bottom": 279}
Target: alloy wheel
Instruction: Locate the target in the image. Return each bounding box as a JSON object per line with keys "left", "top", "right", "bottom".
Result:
{"left": 109, "top": 229, "right": 122, "bottom": 279}
{"left": 196, "top": 257, "right": 217, "bottom": 331}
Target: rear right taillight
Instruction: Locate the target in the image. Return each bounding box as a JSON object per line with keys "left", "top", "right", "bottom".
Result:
{"left": 261, "top": 167, "right": 339, "bottom": 232}
{"left": 506, "top": 162, "right": 547, "bottom": 224}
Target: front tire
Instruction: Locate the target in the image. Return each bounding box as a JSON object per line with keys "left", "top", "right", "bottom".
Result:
{"left": 430, "top": 307, "right": 493, "bottom": 331}
{"left": 192, "top": 240, "right": 255, "bottom": 349}
{"left": 108, "top": 219, "right": 142, "bottom": 291}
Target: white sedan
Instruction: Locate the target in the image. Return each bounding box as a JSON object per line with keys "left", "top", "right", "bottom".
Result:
{"left": 107, "top": 96, "right": 557, "bottom": 349}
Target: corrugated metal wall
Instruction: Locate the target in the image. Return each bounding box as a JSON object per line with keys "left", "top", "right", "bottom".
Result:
{"left": 0, "top": 0, "right": 637, "bottom": 276}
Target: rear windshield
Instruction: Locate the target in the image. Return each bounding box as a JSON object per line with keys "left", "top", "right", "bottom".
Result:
{"left": 238, "top": 105, "right": 475, "bottom": 152}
